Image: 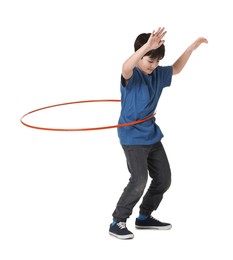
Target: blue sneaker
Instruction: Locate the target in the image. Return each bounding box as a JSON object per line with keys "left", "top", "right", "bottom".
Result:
{"left": 135, "top": 216, "right": 172, "bottom": 230}
{"left": 109, "top": 222, "right": 134, "bottom": 239}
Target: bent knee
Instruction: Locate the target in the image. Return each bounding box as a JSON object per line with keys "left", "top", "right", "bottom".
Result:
{"left": 130, "top": 177, "right": 148, "bottom": 195}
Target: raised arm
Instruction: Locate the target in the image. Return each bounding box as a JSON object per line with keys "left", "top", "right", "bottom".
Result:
{"left": 172, "top": 37, "right": 208, "bottom": 75}
{"left": 122, "top": 27, "right": 167, "bottom": 80}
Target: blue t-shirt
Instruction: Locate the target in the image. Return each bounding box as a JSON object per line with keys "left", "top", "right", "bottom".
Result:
{"left": 117, "top": 66, "right": 172, "bottom": 145}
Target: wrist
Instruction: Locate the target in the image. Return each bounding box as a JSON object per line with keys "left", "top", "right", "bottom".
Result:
{"left": 141, "top": 42, "right": 153, "bottom": 53}
{"left": 188, "top": 45, "right": 195, "bottom": 52}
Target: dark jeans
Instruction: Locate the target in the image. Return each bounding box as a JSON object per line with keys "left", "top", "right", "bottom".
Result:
{"left": 112, "top": 141, "right": 171, "bottom": 222}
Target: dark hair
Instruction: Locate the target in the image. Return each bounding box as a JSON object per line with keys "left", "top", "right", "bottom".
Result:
{"left": 134, "top": 33, "right": 165, "bottom": 60}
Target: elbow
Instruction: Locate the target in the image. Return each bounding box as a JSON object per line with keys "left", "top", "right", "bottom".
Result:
{"left": 172, "top": 64, "right": 181, "bottom": 75}
{"left": 122, "top": 64, "right": 133, "bottom": 80}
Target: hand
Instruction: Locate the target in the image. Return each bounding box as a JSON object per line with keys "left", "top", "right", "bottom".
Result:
{"left": 190, "top": 37, "right": 208, "bottom": 51}
{"left": 147, "top": 27, "right": 167, "bottom": 50}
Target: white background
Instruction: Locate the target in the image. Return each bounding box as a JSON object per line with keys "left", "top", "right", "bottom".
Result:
{"left": 1, "top": 0, "right": 233, "bottom": 259}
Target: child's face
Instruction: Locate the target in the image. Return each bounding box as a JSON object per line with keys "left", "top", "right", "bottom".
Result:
{"left": 138, "top": 56, "right": 160, "bottom": 75}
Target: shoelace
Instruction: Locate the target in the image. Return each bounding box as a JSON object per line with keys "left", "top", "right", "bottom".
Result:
{"left": 117, "top": 222, "right": 127, "bottom": 229}
{"left": 150, "top": 216, "right": 159, "bottom": 221}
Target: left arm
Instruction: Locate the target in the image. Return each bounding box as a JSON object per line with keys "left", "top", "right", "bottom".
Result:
{"left": 172, "top": 37, "right": 208, "bottom": 75}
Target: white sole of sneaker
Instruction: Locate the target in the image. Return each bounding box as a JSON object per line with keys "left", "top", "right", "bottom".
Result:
{"left": 135, "top": 224, "right": 172, "bottom": 230}
{"left": 109, "top": 232, "right": 134, "bottom": 239}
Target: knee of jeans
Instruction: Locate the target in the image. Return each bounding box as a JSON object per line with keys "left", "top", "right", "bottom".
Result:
{"left": 154, "top": 174, "right": 171, "bottom": 194}
{"left": 154, "top": 180, "right": 171, "bottom": 194}
{"left": 133, "top": 177, "right": 148, "bottom": 195}
{"left": 164, "top": 178, "right": 171, "bottom": 192}
{"left": 162, "top": 172, "right": 172, "bottom": 192}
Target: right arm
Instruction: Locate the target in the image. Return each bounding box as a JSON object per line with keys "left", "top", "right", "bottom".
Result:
{"left": 122, "top": 27, "right": 167, "bottom": 81}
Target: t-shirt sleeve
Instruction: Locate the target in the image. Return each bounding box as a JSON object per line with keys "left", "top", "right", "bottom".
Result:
{"left": 159, "top": 66, "right": 173, "bottom": 88}
{"left": 120, "top": 69, "right": 137, "bottom": 89}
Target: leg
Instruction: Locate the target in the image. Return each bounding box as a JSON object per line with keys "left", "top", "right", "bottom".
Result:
{"left": 112, "top": 145, "right": 150, "bottom": 222}
{"left": 139, "top": 141, "right": 171, "bottom": 216}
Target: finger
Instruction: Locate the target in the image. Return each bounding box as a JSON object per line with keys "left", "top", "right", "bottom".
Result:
{"left": 151, "top": 30, "right": 156, "bottom": 36}
{"left": 152, "top": 28, "right": 166, "bottom": 39}
{"left": 196, "top": 38, "right": 208, "bottom": 47}
{"left": 154, "top": 27, "right": 161, "bottom": 35}
{"left": 160, "top": 30, "right": 167, "bottom": 38}
{"left": 156, "top": 27, "right": 165, "bottom": 36}
{"left": 158, "top": 40, "right": 165, "bottom": 47}
{"left": 156, "top": 31, "right": 167, "bottom": 41}
{"left": 198, "top": 37, "right": 208, "bottom": 43}
{"left": 202, "top": 38, "right": 208, "bottom": 43}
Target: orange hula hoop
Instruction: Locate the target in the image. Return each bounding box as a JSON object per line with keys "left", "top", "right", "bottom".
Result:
{"left": 20, "top": 99, "right": 156, "bottom": 131}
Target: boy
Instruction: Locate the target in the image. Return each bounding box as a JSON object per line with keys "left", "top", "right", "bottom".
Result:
{"left": 109, "top": 27, "right": 208, "bottom": 239}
